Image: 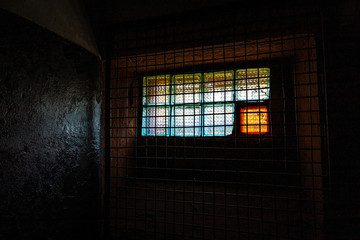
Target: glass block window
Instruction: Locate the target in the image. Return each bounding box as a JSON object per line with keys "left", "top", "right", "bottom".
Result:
{"left": 204, "top": 104, "right": 234, "bottom": 136}
{"left": 173, "top": 74, "right": 201, "bottom": 104}
{"left": 142, "top": 68, "right": 270, "bottom": 136}
{"left": 143, "top": 75, "right": 170, "bottom": 105}
{"left": 204, "top": 71, "right": 234, "bottom": 102}
{"left": 172, "top": 106, "right": 201, "bottom": 137}
{"left": 142, "top": 107, "right": 170, "bottom": 136}
{"left": 240, "top": 106, "right": 269, "bottom": 134}
{"left": 236, "top": 68, "right": 270, "bottom": 101}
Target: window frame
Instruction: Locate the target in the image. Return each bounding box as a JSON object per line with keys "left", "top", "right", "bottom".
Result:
{"left": 139, "top": 64, "right": 272, "bottom": 139}
{"left": 135, "top": 60, "right": 297, "bottom": 180}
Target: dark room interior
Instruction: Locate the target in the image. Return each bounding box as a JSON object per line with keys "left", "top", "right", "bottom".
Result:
{"left": 0, "top": 1, "right": 359, "bottom": 239}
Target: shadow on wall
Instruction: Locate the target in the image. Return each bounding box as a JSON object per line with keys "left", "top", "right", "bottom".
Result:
{"left": 0, "top": 10, "right": 101, "bottom": 239}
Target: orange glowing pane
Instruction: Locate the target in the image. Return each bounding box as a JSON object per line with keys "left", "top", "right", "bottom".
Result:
{"left": 240, "top": 106, "right": 269, "bottom": 134}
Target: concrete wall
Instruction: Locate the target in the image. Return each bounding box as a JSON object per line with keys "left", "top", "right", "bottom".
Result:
{"left": 0, "top": 10, "right": 101, "bottom": 239}
{"left": 0, "top": 0, "right": 100, "bottom": 58}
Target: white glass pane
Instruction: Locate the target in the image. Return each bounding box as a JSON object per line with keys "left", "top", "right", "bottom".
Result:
{"left": 235, "top": 68, "right": 270, "bottom": 101}
{"left": 204, "top": 71, "right": 234, "bottom": 102}
{"left": 143, "top": 75, "right": 170, "bottom": 105}
{"left": 204, "top": 104, "right": 234, "bottom": 136}
{"left": 172, "top": 106, "right": 201, "bottom": 137}
{"left": 173, "top": 74, "right": 201, "bottom": 104}
{"left": 142, "top": 107, "right": 170, "bottom": 136}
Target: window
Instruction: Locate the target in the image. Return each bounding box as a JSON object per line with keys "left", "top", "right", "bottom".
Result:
{"left": 142, "top": 68, "right": 270, "bottom": 137}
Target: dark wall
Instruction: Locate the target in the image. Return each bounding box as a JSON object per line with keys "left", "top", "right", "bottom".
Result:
{"left": 105, "top": 3, "right": 325, "bottom": 240}
{"left": 0, "top": 10, "right": 101, "bottom": 239}
{"left": 324, "top": 1, "right": 360, "bottom": 239}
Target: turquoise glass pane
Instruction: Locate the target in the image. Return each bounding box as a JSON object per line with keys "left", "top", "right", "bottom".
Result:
{"left": 172, "top": 106, "right": 201, "bottom": 137}
{"left": 204, "top": 104, "right": 234, "bottom": 136}
{"left": 142, "top": 107, "right": 170, "bottom": 136}
{"left": 204, "top": 71, "right": 234, "bottom": 102}
{"left": 235, "top": 68, "right": 270, "bottom": 101}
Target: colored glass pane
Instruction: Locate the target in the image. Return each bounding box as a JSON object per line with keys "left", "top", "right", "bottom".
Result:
{"left": 142, "top": 107, "right": 170, "bottom": 136}
{"left": 141, "top": 68, "right": 271, "bottom": 137}
{"left": 236, "top": 68, "right": 270, "bottom": 101}
{"left": 204, "top": 104, "right": 234, "bottom": 136}
{"left": 172, "top": 106, "right": 201, "bottom": 137}
{"left": 240, "top": 106, "right": 269, "bottom": 134}
{"left": 204, "top": 71, "right": 234, "bottom": 102}
{"left": 143, "top": 75, "right": 170, "bottom": 105}
{"left": 173, "top": 74, "right": 201, "bottom": 104}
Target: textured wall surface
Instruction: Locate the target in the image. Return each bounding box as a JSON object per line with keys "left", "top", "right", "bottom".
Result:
{"left": 0, "top": 10, "right": 101, "bottom": 239}
{"left": 0, "top": 0, "right": 100, "bottom": 58}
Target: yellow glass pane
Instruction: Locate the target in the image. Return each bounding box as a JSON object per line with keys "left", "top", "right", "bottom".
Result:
{"left": 173, "top": 74, "right": 201, "bottom": 104}
{"left": 236, "top": 68, "right": 270, "bottom": 101}
{"left": 143, "top": 75, "right": 170, "bottom": 105}
{"left": 204, "top": 71, "right": 234, "bottom": 102}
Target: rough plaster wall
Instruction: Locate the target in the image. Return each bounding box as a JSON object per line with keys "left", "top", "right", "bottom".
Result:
{"left": 0, "top": 10, "right": 101, "bottom": 239}
{"left": 0, "top": 0, "right": 100, "bottom": 58}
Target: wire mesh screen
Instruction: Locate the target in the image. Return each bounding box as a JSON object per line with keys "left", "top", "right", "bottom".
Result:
{"left": 105, "top": 5, "right": 328, "bottom": 240}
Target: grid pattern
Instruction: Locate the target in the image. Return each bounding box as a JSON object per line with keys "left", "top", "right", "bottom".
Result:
{"left": 142, "top": 68, "right": 268, "bottom": 137}
{"left": 105, "top": 5, "right": 328, "bottom": 240}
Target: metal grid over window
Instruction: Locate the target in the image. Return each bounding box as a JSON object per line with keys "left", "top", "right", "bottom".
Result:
{"left": 104, "top": 4, "right": 328, "bottom": 240}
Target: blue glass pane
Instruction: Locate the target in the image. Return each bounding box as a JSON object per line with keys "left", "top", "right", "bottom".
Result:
{"left": 142, "top": 107, "right": 170, "bottom": 136}
{"left": 204, "top": 104, "right": 234, "bottom": 136}
{"left": 172, "top": 106, "right": 201, "bottom": 137}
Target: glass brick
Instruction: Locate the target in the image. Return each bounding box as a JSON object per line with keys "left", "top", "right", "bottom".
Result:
{"left": 142, "top": 107, "right": 170, "bottom": 136}
{"left": 204, "top": 71, "right": 234, "bottom": 102}
{"left": 204, "top": 104, "right": 234, "bottom": 136}
{"left": 143, "top": 75, "right": 170, "bottom": 105}
{"left": 240, "top": 106, "right": 269, "bottom": 134}
{"left": 172, "top": 106, "right": 201, "bottom": 137}
{"left": 173, "top": 74, "right": 201, "bottom": 104}
{"left": 235, "top": 68, "right": 270, "bottom": 101}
